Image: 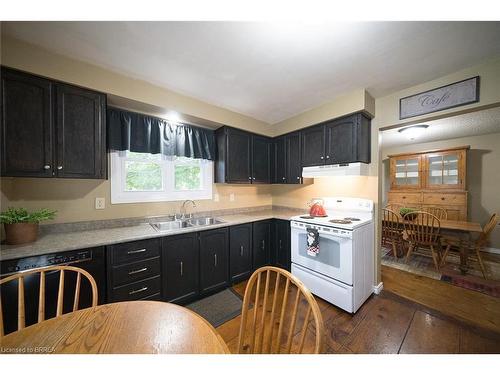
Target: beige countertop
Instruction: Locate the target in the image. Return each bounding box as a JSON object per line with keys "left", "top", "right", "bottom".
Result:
{"left": 0, "top": 208, "right": 304, "bottom": 261}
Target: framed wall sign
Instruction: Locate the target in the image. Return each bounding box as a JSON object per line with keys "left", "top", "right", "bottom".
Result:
{"left": 399, "top": 76, "right": 480, "bottom": 120}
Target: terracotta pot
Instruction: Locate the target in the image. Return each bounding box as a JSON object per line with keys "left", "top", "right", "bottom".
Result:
{"left": 4, "top": 222, "right": 39, "bottom": 245}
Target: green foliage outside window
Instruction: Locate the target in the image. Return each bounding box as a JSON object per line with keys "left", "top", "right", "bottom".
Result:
{"left": 175, "top": 165, "right": 201, "bottom": 190}
{"left": 125, "top": 161, "right": 162, "bottom": 191}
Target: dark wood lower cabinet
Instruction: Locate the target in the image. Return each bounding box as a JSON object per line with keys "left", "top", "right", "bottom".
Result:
{"left": 163, "top": 233, "right": 199, "bottom": 305}
{"left": 229, "top": 224, "right": 252, "bottom": 283}
{"left": 274, "top": 219, "right": 291, "bottom": 271}
{"left": 253, "top": 220, "right": 272, "bottom": 269}
{"left": 199, "top": 228, "right": 229, "bottom": 295}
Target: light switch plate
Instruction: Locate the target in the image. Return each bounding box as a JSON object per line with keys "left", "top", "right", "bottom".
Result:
{"left": 95, "top": 197, "right": 105, "bottom": 210}
{"left": 229, "top": 193, "right": 235, "bottom": 202}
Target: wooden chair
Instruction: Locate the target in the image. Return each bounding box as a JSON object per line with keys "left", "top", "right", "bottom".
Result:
{"left": 237, "top": 266, "right": 324, "bottom": 354}
{"left": 382, "top": 208, "right": 404, "bottom": 257}
{"left": 441, "top": 213, "right": 498, "bottom": 279}
{"left": 420, "top": 206, "right": 448, "bottom": 220}
{"left": 385, "top": 203, "right": 404, "bottom": 216}
{"left": 0, "top": 265, "right": 98, "bottom": 336}
{"left": 403, "top": 211, "right": 450, "bottom": 272}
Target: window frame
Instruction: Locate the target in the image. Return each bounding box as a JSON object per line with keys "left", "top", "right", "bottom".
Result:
{"left": 110, "top": 151, "right": 213, "bottom": 204}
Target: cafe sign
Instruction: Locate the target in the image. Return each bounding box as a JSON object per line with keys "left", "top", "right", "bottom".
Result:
{"left": 399, "top": 76, "right": 480, "bottom": 120}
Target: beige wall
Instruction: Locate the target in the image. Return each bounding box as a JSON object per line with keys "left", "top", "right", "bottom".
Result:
{"left": 381, "top": 132, "right": 500, "bottom": 249}
{"left": 0, "top": 177, "right": 272, "bottom": 224}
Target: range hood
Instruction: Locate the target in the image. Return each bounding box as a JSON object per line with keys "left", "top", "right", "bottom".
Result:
{"left": 302, "top": 163, "right": 369, "bottom": 178}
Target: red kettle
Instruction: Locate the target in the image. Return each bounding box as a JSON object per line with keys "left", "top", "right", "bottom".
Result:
{"left": 308, "top": 199, "right": 327, "bottom": 217}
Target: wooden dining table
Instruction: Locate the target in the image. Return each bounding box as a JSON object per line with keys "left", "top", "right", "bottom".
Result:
{"left": 0, "top": 301, "right": 230, "bottom": 354}
{"left": 387, "top": 217, "right": 483, "bottom": 274}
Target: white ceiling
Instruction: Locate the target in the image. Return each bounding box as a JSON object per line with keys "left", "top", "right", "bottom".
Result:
{"left": 3, "top": 21, "right": 500, "bottom": 124}
{"left": 381, "top": 106, "right": 500, "bottom": 148}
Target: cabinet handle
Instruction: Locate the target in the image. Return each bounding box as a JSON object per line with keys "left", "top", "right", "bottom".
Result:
{"left": 44, "top": 165, "right": 51, "bottom": 170}
{"left": 296, "top": 177, "right": 300, "bottom": 180}
{"left": 240, "top": 245, "right": 244, "bottom": 257}
{"left": 248, "top": 177, "right": 252, "bottom": 180}
{"left": 57, "top": 166, "right": 63, "bottom": 170}
{"left": 326, "top": 155, "right": 330, "bottom": 159}
{"left": 214, "top": 253, "right": 218, "bottom": 267}
{"left": 441, "top": 197, "right": 445, "bottom": 201}
{"left": 402, "top": 196, "right": 406, "bottom": 199}
{"left": 282, "top": 177, "right": 286, "bottom": 180}
{"left": 128, "top": 286, "right": 148, "bottom": 295}
{"left": 261, "top": 240, "right": 265, "bottom": 250}
{"left": 180, "top": 261, "right": 183, "bottom": 276}
{"left": 252, "top": 177, "right": 256, "bottom": 180}
{"left": 320, "top": 156, "right": 324, "bottom": 160}
{"left": 128, "top": 267, "right": 147, "bottom": 275}
{"left": 127, "top": 248, "right": 147, "bottom": 255}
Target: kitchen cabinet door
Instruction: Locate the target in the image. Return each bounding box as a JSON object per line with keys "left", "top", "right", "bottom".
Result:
{"left": 301, "top": 125, "right": 325, "bottom": 167}
{"left": 1, "top": 68, "right": 53, "bottom": 177}
{"left": 274, "top": 220, "right": 291, "bottom": 271}
{"left": 287, "top": 132, "right": 302, "bottom": 184}
{"left": 273, "top": 136, "right": 287, "bottom": 183}
{"left": 55, "top": 83, "right": 106, "bottom": 179}
{"left": 325, "top": 113, "right": 371, "bottom": 165}
{"left": 251, "top": 135, "right": 271, "bottom": 183}
{"left": 199, "top": 228, "right": 229, "bottom": 295}
{"left": 253, "top": 220, "right": 272, "bottom": 269}
{"left": 226, "top": 128, "right": 252, "bottom": 183}
{"left": 163, "top": 233, "right": 199, "bottom": 305}
{"left": 229, "top": 224, "right": 253, "bottom": 283}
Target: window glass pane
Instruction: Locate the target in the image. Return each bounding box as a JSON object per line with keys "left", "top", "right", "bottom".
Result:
{"left": 443, "top": 154, "right": 459, "bottom": 184}
{"left": 428, "top": 156, "right": 443, "bottom": 185}
{"left": 125, "top": 161, "right": 163, "bottom": 191}
{"left": 406, "top": 158, "right": 419, "bottom": 185}
{"left": 174, "top": 159, "right": 201, "bottom": 190}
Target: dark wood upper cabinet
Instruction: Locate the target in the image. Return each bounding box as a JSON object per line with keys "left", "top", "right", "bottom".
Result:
{"left": 252, "top": 220, "right": 272, "bottom": 269}
{"left": 272, "top": 136, "right": 287, "bottom": 183}
{"left": 1, "top": 68, "right": 53, "bottom": 177}
{"left": 229, "top": 224, "right": 253, "bottom": 283}
{"left": 300, "top": 125, "right": 326, "bottom": 167}
{"left": 215, "top": 126, "right": 271, "bottom": 184}
{"left": 287, "top": 132, "right": 302, "bottom": 184}
{"left": 325, "top": 113, "right": 371, "bottom": 164}
{"left": 300, "top": 112, "right": 371, "bottom": 167}
{"left": 199, "top": 228, "right": 229, "bottom": 295}
{"left": 0, "top": 67, "right": 107, "bottom": 179}
{"left": 251, "top": 135, "right": 271, "bottom": 183}
{"left": 55, "top": 84, "right": 106, "bottom": 178}
{"left": 163, "top": 233, "right": 199, "bottom": 305}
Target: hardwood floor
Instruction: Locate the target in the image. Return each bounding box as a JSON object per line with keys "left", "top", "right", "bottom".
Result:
{"left": 216, "top": 267, "right": 500, "bottom": 354}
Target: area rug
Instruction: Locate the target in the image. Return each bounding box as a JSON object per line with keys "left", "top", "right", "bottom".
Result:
{"left": 440, "top": 271, "right": 500, "bottom": 298}
{"left": 186, "top": 288, "right": 243, "bottom": 327}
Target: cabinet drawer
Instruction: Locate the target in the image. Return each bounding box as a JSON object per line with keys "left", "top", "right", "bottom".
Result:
{"left": 111, "top": 275, "right": 161, "bottom": 302}
{"left": 387, "top": 192, "right": 421, "bottom": 205}
{"left": 109, "top": 238, "right": 160, "bottom": 265}
{"left": 111, "top": 257, "right": 161, "bottom": 287}
{"left": 422, "top": 192, "right": 466, "bottom": 205}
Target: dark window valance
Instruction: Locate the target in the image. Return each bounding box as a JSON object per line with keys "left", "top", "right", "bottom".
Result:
{"left": 107, "top": 107, "right": 216, "bottom": 161}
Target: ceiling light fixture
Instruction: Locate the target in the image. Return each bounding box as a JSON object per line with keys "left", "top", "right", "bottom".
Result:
{"left": 398, "top": 124, "right": 429, "bottom": 140}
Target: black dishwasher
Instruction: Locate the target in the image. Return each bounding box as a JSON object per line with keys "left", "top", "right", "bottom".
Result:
{"left": 0, "top": 246, "right": 106, "bottom": 335}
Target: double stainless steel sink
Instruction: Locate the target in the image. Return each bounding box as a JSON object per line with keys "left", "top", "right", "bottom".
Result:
{"left": 150, "top": 217, "right": 224, "bottom": 232}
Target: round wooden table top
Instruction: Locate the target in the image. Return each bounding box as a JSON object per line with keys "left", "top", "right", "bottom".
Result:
{"left": 0, "top": 301, "right": 230, "bottom": 354}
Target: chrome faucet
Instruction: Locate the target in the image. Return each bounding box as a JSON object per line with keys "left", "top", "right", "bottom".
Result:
{"left": 180, "top": 200, "right": 196, "bottom": 219}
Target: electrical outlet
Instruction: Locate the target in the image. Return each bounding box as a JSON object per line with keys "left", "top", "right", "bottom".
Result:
{"left": 229, "top": 193, "right": 235, "bottom": 202}
{"left": 213, "top": 193, "right": 219, "bottom": 202}
{"left": 95, "top": 197, "right": 105, "bottom": 210}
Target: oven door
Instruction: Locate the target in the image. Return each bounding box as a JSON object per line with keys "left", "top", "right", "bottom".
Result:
{"left": 291, "top": 222, "right": 353, "bottom": 285}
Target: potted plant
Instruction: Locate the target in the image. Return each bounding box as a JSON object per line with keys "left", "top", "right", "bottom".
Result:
{"left": 1, "top": 207, "right": 56, "bottom": 245}
{"left": 400, "top": 207, "right": 418, "bottom": 221}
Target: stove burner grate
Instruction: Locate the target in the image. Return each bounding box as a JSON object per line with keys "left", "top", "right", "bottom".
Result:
{"left": 299, "top": 215, "right": 316, "bottom": 219}
{"left": 344, "top": 217, "right": 361, "bottom": 221}
{"left": 329, "top": 219, "right": 352, "bottom": 224}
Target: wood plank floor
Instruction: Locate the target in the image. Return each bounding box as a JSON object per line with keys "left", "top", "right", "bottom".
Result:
{"left": 216, "top": 267, "right": 500, "bottom": 354}
{"left": 382, "top": 265, "right": 500, "bottom": 334}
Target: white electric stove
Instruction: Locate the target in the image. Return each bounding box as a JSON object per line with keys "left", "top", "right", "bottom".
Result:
{"left": 290, "top": 197, "right": 374, "bottom": 313}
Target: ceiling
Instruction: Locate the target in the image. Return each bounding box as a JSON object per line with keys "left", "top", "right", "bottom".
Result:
{"left": 3, "top": 21, "right": 500, "bottom": 124}
{"left": 381, "top": 106, "right": 500, "bottom": 148}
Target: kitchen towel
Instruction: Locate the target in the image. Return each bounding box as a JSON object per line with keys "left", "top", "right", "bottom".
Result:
{"left": 306, "top": 227, "right": 320, "bottom": 257}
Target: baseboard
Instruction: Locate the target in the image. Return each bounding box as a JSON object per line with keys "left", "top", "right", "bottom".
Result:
{"left": 481, "top": 247, "right": 500, "bottom": 255}
{"left": 373, "top": 282, "right": 384, "bottom": 295}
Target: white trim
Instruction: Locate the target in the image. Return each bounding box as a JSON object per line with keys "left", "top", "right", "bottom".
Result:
{"left": 373, "top": 282, "right": 384, "bottom": 295}
{"left": 481, "top": 247, "right": 500, "bottom": 255}
{"left": 110, "top": 151, "right": 213, "bottom": 204}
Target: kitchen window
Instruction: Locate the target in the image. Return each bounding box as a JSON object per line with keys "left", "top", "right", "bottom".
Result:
{"left": 110, "top": 151, "right": 213, "bottom": 203}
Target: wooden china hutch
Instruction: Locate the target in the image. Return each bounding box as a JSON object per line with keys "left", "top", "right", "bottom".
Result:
{"left": 387, "top": 146, "right": 469, "bottom": 220}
